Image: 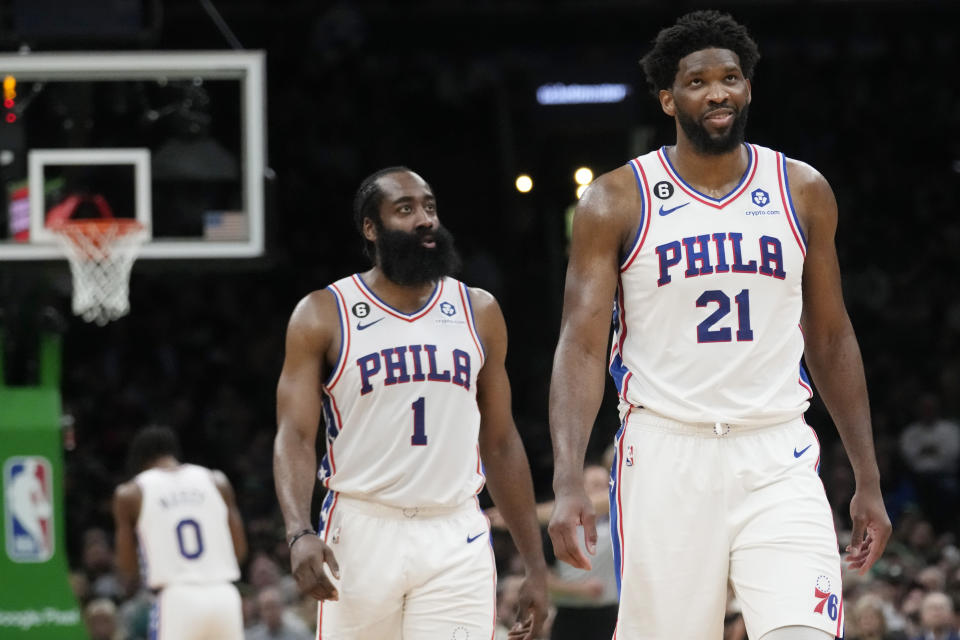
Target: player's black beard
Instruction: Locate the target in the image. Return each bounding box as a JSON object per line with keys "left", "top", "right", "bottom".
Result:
{"left": 677, "top": 103, "right": 750, "bottom": 155}
{"left": 375, "top": 224, "right": 462, "bottom": 286}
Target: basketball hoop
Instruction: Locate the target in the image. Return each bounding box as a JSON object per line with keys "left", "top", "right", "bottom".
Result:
{"left": 48, "top": 218, "right": 148, "bottom": 325}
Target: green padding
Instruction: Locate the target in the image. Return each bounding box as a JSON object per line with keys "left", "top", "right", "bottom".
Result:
{"left": 0, "top": 334, "right": 87, "bottom": 639}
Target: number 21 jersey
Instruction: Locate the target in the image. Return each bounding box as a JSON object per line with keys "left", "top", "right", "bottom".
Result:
{"left": 611, "top": 143, "right": 812, "bottom": 425}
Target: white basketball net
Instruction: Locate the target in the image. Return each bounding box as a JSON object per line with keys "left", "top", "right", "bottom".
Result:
{"left": 49, "top": 221, "right": 148, "bottom": 326}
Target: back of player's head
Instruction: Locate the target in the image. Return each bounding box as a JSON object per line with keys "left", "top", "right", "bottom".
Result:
{"left": 127, "top": 425, "right": 181, "bottom": 475}
{"left": 640, "top": 10, "right": 760, "bottom": 94}
{"left": 352, "top": 166, "right": 414, "bottom": 260}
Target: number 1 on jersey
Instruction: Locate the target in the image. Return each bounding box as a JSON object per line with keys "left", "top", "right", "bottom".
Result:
{"left": 411, "top": 397, "right": 427, "bottom": 445}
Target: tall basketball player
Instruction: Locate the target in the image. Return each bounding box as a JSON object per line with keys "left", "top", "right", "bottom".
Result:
{"left": 112, "top": 425, "right": 247, "bottom": 640}
{"left": 273, "top": 167, "right": 548, "bottom": 639}
{"left": 547, "top": 11, "right": 891, "bottom": 640}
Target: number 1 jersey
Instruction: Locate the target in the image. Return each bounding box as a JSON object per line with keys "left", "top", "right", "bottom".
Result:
{"left": 320, "top": 275, "right": 486, "bottom": 508}
{"left": 611, "top": 143, "right": 812, "bottom": 425}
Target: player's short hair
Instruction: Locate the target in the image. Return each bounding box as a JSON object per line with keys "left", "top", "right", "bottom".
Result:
{"left": 352, "top": 166, "right": 413, "bottom": 260}
{"left": 127, "top": 425, "right": 181, "bottom": 475}
{"left": 640, "top": 10, "right": 760, "bottom": 94}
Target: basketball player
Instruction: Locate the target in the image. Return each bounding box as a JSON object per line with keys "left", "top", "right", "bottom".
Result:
{"left": 273, "top": 167, "right": 548, "bottom": 639}
{"left": 112, "top": 425, "right": 247, "bottom": 640}
{"left": 547, "top": 11, "right": 891, "bottom": 640}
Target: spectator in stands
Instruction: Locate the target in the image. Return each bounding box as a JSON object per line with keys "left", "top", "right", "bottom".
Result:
{"left": 245, "top": 586, "right": 311, "bottom": 640}
{"left": 910, "top": 591, "right": 959, "bottom": 640}
{"left": 85, "top": 598, "right": 127, "bottom": 640}
{"left": 899, "top": 394, "right": 960, "bottom": 530}
{"left": 848, "top": 593, "right": 907, "bottom": 640}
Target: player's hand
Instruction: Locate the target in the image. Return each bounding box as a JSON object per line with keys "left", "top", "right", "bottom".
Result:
{"left": 290, "top": 535, "right": 341, "bottom": 601}
{"left": 547, "top": 488, "right": 597, "bottom": 570}
{"left": 845, "top": 482, "right": 891, "bottom": 575}
{"left": 508, "top": 570, "right": 549, "bottom": 640}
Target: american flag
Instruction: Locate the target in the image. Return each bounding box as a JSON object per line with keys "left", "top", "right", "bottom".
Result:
{"left": 203, "top": 211, "right": 248, "bottom": 241}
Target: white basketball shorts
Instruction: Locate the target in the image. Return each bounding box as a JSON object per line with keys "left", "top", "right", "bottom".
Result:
{"left": 151, "top": 582, "right": 243, "bottom": 640}
{"left": 316, "top": 494, "right": 496, "bottom": 640}
{"left": 610, "top": 408, "right": 844, "bottom": 640}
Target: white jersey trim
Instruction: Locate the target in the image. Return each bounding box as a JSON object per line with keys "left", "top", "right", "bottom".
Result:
{"left": 351, "top": 273, "right": 444, "bottom": 321}
{"left": 620, "top": 159, "right": 652, "bottom": 271}
{"left": 657, "top": 143, "right": 758, "bottom": 208}
{"left": 324, "top": 284, "right": 351, "bottom": 390}
{"left": 458, "top": 282, "right": 486, "bottom": 364}
{"left": 776, "top": 151, "right": 808, "bottom": 256}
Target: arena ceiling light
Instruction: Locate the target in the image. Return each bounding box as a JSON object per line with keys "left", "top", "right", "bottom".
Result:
{"left": 515, "top": 174, "right": 533, "bottom": 193}
{"left": 536, "top": 83, "right": 629, "bottom": 105}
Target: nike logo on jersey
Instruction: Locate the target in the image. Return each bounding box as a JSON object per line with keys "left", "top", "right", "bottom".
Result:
{"left": 658, "top": 202, "right": 690, "bottom": 216}
{"left": 793, "top": 444, "right": 812, "bottom": 458}
{"left": 466, "top": 532, "right": 486, "bottom": 544}
{"left": 356, "top": 317, "right": 384, "bottom": 330}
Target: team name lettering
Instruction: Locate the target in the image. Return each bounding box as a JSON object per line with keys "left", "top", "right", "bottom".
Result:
{"left": 656, "top": 233, "right": 786, "bottom": 286}
{"left": 158, "top": 489, "right": 205, "bottom": 509}
{"left": 358, "top": 344, "right": 472, "bottom": 394}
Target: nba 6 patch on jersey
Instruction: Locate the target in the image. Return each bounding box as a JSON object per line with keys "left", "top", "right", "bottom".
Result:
{"left": 3, "top": 456, "right": 54, "bottom": 562}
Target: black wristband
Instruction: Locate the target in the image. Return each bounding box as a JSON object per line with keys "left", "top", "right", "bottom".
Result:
{"left": 287, "top": 528, "right": 317, "bottom": 549}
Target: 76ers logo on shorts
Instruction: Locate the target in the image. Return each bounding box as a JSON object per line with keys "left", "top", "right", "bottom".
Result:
{"left": 813, "top": 575, "right": 839, "bottom": 621}
{"left": 3, "top": 456, "right": 54, "bottom": 563}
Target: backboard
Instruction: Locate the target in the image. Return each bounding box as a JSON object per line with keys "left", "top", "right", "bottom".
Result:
{"left": 0, "top": 50, "right": 265, "bottom": 260}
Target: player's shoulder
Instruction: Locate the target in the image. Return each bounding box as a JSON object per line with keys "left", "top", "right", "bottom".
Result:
{"left": 782, "top": 156, "right": 831, "bottom": 192}
{"left": 287, "top": 286, "right": 341, "bottom": 334}
{"left": 112, "top": 479, "right": 142, "bottom": 512}
{"left": 205, "top": 468, "right": 238, "bottom": 501}
{"left": 462, "top": 284, "right": 497, "bottom": 309}
{"left": 572, "top": 163, "right": 643, "bottom": 245}
{"left": 779, "top": 156, "right": 837, "bottom": 236}
{"left": 206, "top": 467, "right": 231, "bottom": 487}
{"left": 460, "top": 285, "right": 505, "bottom": 334}
{"left": 579, "top": 163, "right": 642, "bottom": 213}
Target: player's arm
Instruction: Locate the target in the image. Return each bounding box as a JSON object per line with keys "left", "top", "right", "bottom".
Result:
{"left": 486, "top": 491, "right": 610, "bottom": 529}
{"left": 789, "top": 159, "right": 892, "bottom": 573}
{"left": 111, "top": 480, "right": 142, "bottom": 594}
{"left": 274, "top": 290, "right": 341, "bottom": 600}
{"left": 472, "top": 288, "right": 548, "bottom": 640}
{"left": 211, "top": 469, "right": 248, "bottom": 566}
{"left": 547, "top": 168, "right": 633, "bottom": 570}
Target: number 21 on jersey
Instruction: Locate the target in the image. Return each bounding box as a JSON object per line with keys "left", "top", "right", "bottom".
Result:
{"left": 696, "top": 289, "right": 753, "bottom": 343}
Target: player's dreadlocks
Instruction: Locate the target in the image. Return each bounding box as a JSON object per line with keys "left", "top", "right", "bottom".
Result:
{"left": 640, "top": 10, "right": 760, "bottom": 95}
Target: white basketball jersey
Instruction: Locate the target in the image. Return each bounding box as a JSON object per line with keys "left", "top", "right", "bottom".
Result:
{"left": 611, "top": 143, "right": 812, "bottom": 425}
{"left": 320, "top": 274, "right": 486, "bottom": 508}
{"left": 135, "top": 464, "right": 240, "bottom": 589}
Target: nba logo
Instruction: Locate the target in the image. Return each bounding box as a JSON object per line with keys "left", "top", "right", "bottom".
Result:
{"left": 625, "top": 446, "right": 635, "bottom": 467}
{"left": 3, "top": 456, "right": 54, "bottom": 562}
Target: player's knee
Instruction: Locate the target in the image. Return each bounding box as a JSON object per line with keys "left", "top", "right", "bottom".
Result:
{"left": 758, "top": 626, "right": 834, "bottom": 640}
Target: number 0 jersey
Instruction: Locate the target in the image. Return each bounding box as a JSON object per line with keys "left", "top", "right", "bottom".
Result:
{"left": 611, "top": 143, "right": 812, "bottom": 425}
{"left": 320, "top": 274, "right": 486, "bottom": 509}
{"left": 135, "top": 464, "right": 240, "bottom": 589}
